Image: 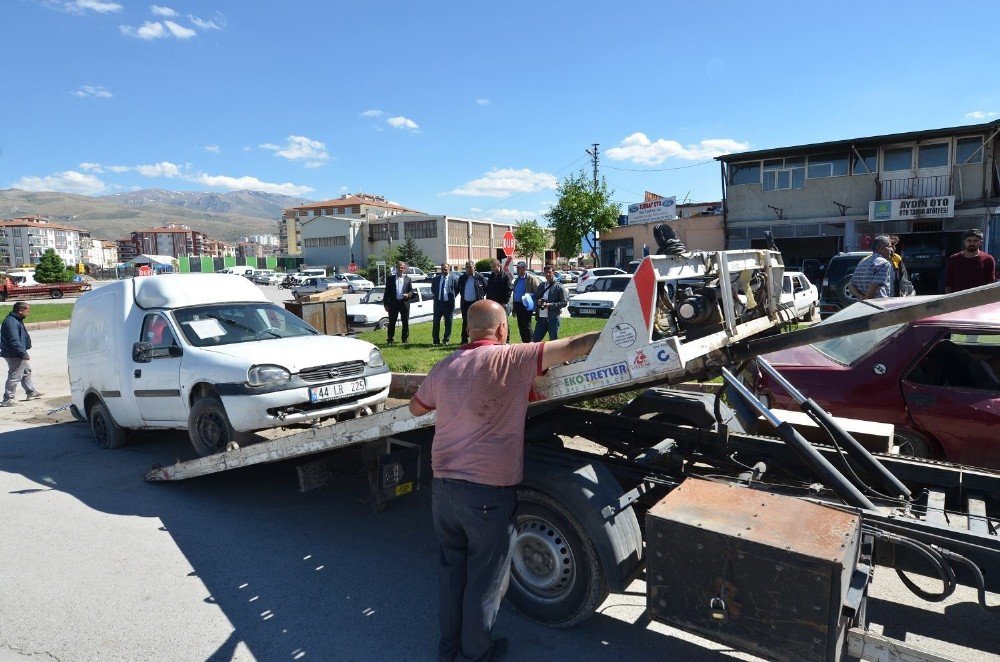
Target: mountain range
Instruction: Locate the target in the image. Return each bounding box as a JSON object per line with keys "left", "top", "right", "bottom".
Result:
{"left": 0, "top": 188, "right": 314, "bottom": 243}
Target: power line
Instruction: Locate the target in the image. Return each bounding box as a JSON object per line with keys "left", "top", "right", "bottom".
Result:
{"left": 603, "top": 159, "right": 715, "bottom": 172}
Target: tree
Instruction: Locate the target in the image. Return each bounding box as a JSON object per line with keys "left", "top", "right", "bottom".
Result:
{"left": 474, "top": 258, "right": 493, "bottom": 272}
{"left": 394, "top": 237, "right": 434, "bottom": 274}
{"left": 513, "top": 219, "right": 548, "bottom": 267}
{"left": 34, "top": 249, "right": 67, "bottom": 283}
{"left": 545, "top": 171, "right": 620, "bottom": 265}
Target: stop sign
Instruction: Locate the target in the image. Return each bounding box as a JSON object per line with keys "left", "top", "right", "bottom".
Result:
{"left": 137, "top": 265, "right": 152, "bottom": 277}
{"left": 348, "top": 262, "right": 358, "bottom": 273}
{"left": 502, "top": 229, "right": 515, "bottom": 257}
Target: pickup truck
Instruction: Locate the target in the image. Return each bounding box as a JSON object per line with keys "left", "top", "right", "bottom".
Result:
{"left": 1, "top": 279, "right": 92, "bottom": 301}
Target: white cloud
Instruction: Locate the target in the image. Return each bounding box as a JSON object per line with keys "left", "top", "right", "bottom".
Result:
{"left": 449, "top": 168, "right": 558, "bottom": 198}
{"left": 120, "top": 21, "right": 165, "bottom": 39}
{"left": 606, "top": 132, "right": 751, "bottom": 165}
{"left": 965, "top": 110, "right": 999, "bottom": 120}
{"left": 189, "top": 172, "right": 313, "bottom": 197}
{"left": 361, "top": 109, "right": 384, "bottom": 118}
{"left": 163, "top": 20, "right": 196, "bottom": 38}
{"left": 78, "top": 162, "right": 103, "bottom": 172}
{"left": 188, "top": 13, "right": 223, "bottom": 30}
{"left": 242, "top": 146, "right": 253, "bottom": 152}
{"left": 260, "top": 135, "right": 330, "bottom": 163}
{"left": 475, "top": 98, "right": 490, "bottom": 106}
{"left": 13, "top": 170, "right": 107, "bottom": 195}
{"left": 339, "top": 185, "right": 350, "bottom": 192}
{"left": 135, "top": 161, "right": 182, "bottom": 178}
{"left": 473, "top": 208, "right": 542, "bottom": 222}
{"left": 74, "top": 84, "right": 113, "bottom": 98}
{"left": 106, "top": 165, "right": 131, "bottom": 173}
{"left": 62, "top": 0, "right": 123, "bottom": 13}
{"left": 387, "top": 115, "right": 419, "bottom": 131}
{"left": 150, "top": 5, "right": 177, "bottom": 17}
{"left": 204, "top": 144, "right": 221, "bottom": 153}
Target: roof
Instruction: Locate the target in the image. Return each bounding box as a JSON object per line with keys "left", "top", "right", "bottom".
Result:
{"left": 126, "top": 254, "right": 177, "bottom": 266}
{"left": 833, "top": 296, "right": 1000, "bottom": 327}
{"left": 717, "top": 121, "right": 1000, "bottom": 163}
{"left": 292, "top": 194, "right": 422, "bottom": 214}
{"left": 0, "top": 219, "right": 84, "bottom": 233}
{"left": 132, "top": 273, "right": 267, "bottom": 309}
{"left": 136, "top": 227, "right": 200, "bottom": 234}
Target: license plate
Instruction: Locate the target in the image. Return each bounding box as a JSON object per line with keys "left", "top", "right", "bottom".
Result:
{"left": 309, "top": 378, "right": 367, "bottom": 403}
{"left": 579, "top": 308, "right": 596, "bottom": 315}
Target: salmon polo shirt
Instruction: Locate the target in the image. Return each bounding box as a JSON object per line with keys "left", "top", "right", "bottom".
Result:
{"left": 413, "top": 340, "right": 545, "bottom": 487}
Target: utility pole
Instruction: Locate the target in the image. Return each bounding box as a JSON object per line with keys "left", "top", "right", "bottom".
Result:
{"left": 585, "top": 143, "right": 600, "bottom": 266}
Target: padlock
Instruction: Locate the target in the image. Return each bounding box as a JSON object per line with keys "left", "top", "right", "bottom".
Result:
{"left": 709, "top": 596, "right": 727, "bottom": 621}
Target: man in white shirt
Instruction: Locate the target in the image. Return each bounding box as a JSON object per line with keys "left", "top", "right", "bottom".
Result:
{"left": 383, "top": 261, "right": 415, "bottom": 344}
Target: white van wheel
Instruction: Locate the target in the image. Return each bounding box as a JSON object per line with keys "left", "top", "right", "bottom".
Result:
{"left": 188, "top": 396, "right": 252, "bottom": 457}
{"left": 89, "top": 401, "right": 127, "bottom": 449}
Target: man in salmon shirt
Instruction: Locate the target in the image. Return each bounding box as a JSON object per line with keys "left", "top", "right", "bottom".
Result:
{"left": 409, "top": 300, "right": 599, "bottom": 662}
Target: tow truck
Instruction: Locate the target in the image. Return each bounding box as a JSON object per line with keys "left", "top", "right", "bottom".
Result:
{"left": 140, "top": 232, "right": 1000, "bottom": 662}
{"left": 1, "top": 278, "right": 91, "bottom": 301}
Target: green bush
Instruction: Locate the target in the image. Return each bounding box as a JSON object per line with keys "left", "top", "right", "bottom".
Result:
{"left": 475, "top": 258, "right": 493, "bottom": 272}
{"left": 33, "top": 249, "right": 68, "bottom": 283}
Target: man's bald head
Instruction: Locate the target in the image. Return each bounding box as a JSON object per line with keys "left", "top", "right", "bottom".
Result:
{"left": 466, "top": 300, "right": 508, "bottom": 342}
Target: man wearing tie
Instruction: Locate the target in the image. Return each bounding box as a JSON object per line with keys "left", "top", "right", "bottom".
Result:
{"left": 456, "top": 261, "right": 487, "bottom": 345}
{"left": 384, "top": 260, "right": 415, "bottom": 344}
{"left": 431, "top": 263, "right": 457, "bottom": 345}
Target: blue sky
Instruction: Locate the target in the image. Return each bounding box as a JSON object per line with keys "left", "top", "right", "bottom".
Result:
{"left": 3, "top": 0, "right": 999, "bottom": 223}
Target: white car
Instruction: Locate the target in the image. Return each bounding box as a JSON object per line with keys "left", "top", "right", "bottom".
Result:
{"left": 568, "top": 275, "right": 633, "bottom": 318}
{"left": 254, "top": 271, "right": 283, "bottom": 286}
{"left": 576, "top": 267, "right": 627, "bottom": 293}
{"left": 405, "top": 266, "right": 429, "bottom": 282}
{"left": 292, "top": 277, "right": 340, "bottom": 298}
{"left": 67, "top": 274, "right": 391, "bottom": 458}
{"left": 330, "top": 273, "right": 375, "bottom": 293}
{"left": 781, "top": 270, "right": 818, "bottom": 321}
{"left": 347, "top": 283, "right": 458, "bottom": 330}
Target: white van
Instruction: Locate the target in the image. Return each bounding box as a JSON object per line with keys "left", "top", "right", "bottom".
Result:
{"left": 67, "top": 274, "right": 391, "bottom": 457}
{"left": 299, "top": 267, "right": 327, "bottom": 278}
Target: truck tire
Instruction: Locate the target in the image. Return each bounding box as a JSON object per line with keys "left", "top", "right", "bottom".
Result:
{"left": 508, "top": 489, "right": 609, "bottom": 628}
{"left": 50, "top": 289, "right": 64, "bottom": 299}
{"left": 188, "top": 396, "right": 252, "bottom": 457}
{"left": 89, "top": 400, "right": 127, "bottom": 449}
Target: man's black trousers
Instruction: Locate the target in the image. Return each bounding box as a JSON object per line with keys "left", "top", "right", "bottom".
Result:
{"left": 459, "top": 300, "right": 475, "bottom": 344}
{"left": 432, "top": 300, "right": 454, "bottom": 344}
{"left": 511, "top": 302, "right": 533, "bottom": 343}
{"left": 431, "top": 478, "right": 516, "bottom": 662}
{"left": 386, "top": 303, "right": 409, "bottom": 342}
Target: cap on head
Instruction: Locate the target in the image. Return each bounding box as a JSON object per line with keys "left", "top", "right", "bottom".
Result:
{"left": 964, "top": 228, "right": 984, "bottom": 240}
{"left": 516, "top": 261, "right": 527, "bottom": 268}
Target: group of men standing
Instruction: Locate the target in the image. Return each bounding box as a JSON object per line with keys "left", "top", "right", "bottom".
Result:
{"left": 850, "top": 229, "right": 996, "bottom": 301}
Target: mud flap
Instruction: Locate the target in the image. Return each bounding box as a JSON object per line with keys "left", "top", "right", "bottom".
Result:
{"left": 368, "top": 438, "right": 422, "bottom": 513}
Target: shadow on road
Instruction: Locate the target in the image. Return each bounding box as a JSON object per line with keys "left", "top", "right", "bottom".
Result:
{"left": 0, "top": 421, "right": 736, "bottom": 661}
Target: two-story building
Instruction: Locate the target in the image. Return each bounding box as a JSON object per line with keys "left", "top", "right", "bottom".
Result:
{"left": 718, "top": 121, "right": 1000, "bottom": 290}
{"left": 599, "top": 199, "right": 725, "bottom": 268}
{"left": 282, "top": 193, "right": 420, "bottom": 258}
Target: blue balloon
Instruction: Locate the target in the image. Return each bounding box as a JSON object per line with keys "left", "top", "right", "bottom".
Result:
{"left": 521, "top": 293, "right": 535, "bottom": 312}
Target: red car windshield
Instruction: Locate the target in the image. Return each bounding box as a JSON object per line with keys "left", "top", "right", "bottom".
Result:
{"left": 811, "top": 302, "right": 905, "bottom": 366}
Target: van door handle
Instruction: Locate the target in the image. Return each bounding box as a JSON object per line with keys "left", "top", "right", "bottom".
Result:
{"left": 134, "top": 369, "right": 142, "bottom": 378}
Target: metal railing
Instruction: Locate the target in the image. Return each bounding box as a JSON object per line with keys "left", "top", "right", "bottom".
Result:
{"left": 879, "top": 174, "right": 952, "bottom": 200}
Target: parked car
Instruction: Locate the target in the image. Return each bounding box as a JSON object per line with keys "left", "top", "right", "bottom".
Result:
{"left": 252, "top": 270, "right": 282, "bottom": 286}
{"left": 626, "top": 260, "right": 642, "bottom": 274}
{"left": 780, "top": 271, "right": 818, "bottom": 321}
{"left": 568, "top": 275, "right": 633, "bottom": 318}
{"left": 818, "top": 252, "right": 869, "bottom": 319}
{"left": 291, "top": 277, "right": 341, "bottom": 298}
{"left": 67, "top": 274, "right": 391, "bottom": 457}
{"left": 346, "top": 283, "right": 458, "bottom": 330}
{"left": 330, "top": 273, "right": 375, "bottom": 293}
{"left": 576, "top": 267, "right": 627, "bottom": 293}
{"left": 406, "top": 266, "right": 429, "bottom": 282}
{"left": 556, "top": 270, "right": 578, "bottom": 284}
{"left": 754, "top": 298, "right": 1000, "bottom": 469}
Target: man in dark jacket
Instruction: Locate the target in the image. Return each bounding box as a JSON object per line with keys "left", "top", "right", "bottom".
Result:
{"left": 485, "top": 259, "right": 513, "bottom": 310}
{"left": 2, "top": 302, "right": 43, "bottom": 406}
{"left": 532, "top": 265, "right": 567, "bottom": 341}
{"left": 456, "top": 261, "right": 487, "bottom": 344}
{"left": 430, "top": 263, "right": 458, "bottom": 345}
{"left": 510, "top": 261, "right": 540, "bottom": 343}
{"left": 384, "top": 261, "right": 417, "bottom": 344}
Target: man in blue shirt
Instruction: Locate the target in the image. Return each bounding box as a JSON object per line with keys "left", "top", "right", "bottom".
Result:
{"left": 849, "top": 235, "right": 893, "bottom": 300}
{"left": 510, "top": 261, "right": 539, "bottom": 343}
{"left": 430, "top": 263, "right": 457, "bottom": 345}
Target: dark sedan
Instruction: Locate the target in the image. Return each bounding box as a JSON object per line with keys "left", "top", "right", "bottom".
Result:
{"left": 755, "top": 298, "right": 1000, "bottom": 469}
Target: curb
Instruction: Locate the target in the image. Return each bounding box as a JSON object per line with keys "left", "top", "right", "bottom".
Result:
{"left": 389, "top": 372, "right": 427, "bottom": 399}
{"left": 25, "top": 319, "right": 71, "bottom": 331}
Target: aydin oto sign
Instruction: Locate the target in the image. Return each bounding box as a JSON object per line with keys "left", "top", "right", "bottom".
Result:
{"left": 869, "top": 196, "right": 955, "bottom": 222}
{"left": 627, "top": 196, "right": 677, "bottom": 225}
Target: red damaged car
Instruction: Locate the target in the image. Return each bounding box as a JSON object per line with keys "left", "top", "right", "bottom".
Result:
{"left": 755, "top": 298, "right": 1000, "bottom": 470}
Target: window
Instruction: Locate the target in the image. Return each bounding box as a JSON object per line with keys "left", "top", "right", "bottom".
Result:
{"left": 303, "top": 236, "right": 348, "bottom": 247}
{"left": 918, "top": 143, "right": 949, "bottom": 169}
{"left": 140, "top": 314, "right": 177, "bottom": 352}
{"left": 812, "top": 304, "right": 904, "bottom": 365}
{"left": 729, "top": 162, "right": 760, "bottom": 185}
{"left": 956, "top": 137, "right": 984, "bottom": 165}
{"left": 906, "top": 334, "right": 1000, "bottom": 391}
{"left": 807, "top": 152, "right": 849, "bottom": 179}
{"left": 369, "top": 223, "right": 400, "bottom": 241}
{"left": 404, "top": 220, "right": 438, "bottom": 239}
{"left": 882, "top": 147, "right": 913, "bottom": 172}
{"left": 351, "top": 206, "right": 361, "bottom": 214}
{"left": 762, "top": 158, "right": 805, "bottom": 191}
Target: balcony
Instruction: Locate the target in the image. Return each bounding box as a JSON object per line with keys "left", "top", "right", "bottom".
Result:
{"left": 879, "top": 174, "right": 952, "bottom": 200}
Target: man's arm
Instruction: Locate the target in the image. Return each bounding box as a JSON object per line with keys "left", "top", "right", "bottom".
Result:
{"left": 1, "top": 318, "right": 27, "bottom": 358}
{"left": 986, "top": 256, "right": 997, "bottom": 284}
{"left": 541, "top": 331, "right": 600, "bottom": 371}
{"left": 848, "top": 282, "right": 865, "bottom": 299}
{"left": 409, "top": 398, "right": 432, "bottom": 416}
{"left": 863, "top": 284, "right": 879, "bottom": 299}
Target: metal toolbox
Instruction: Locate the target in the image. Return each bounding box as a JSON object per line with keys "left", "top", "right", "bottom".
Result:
{"left": 646, "top": 478, "right": 866, "bottom": 662}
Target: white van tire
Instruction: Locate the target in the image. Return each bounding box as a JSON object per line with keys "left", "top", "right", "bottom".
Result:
{"left": 89, "top": 400, "right": 127, "bottom": 449}
{"left": 188, "top": 396, "right": 252, "bottom": 457}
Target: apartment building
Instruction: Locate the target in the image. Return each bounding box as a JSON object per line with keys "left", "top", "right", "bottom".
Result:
{"left": 0, "top": 216, "right": 83, "bottom": 268}
{"left": 718, "top": 121, "right": 999, "bottom": 291}
{"left": 281, "top": 193, "right": 420, "bottom": 256}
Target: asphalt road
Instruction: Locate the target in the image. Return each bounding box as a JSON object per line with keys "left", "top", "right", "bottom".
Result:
{"left": 0, "top": 328, "right": 997, "bottom": 661}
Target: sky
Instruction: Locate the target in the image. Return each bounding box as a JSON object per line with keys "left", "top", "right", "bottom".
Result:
{"left": 3, "top": 0, "right": 1000, "bottom": 224}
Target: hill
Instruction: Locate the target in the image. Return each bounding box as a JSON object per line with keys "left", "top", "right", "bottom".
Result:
{"left": 0, "top": 189, "right": 312, "bottom": 242}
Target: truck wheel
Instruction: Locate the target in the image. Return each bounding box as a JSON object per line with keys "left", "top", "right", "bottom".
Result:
{"left": 188, "top": 396, "right": 251, "bottom": 457}
{"left": 835, "top": 275, "right": 857, "bottom": 307}
{"left": 89, "top": 400, "right": 127, "bottom": 449}
{"left": 508, "top": 489, "right": 608, "bottom": 628}
{"left": 50, "top": 289, "right": 64, "bottom": 299}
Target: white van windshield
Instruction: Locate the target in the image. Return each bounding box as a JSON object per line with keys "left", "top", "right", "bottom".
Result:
{"left": 174, "top": 303, "right": 318, "bottom": 347}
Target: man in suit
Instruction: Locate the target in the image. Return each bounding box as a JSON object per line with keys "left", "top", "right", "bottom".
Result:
{"left": 430, "top": 262, "right": 457, "bottom": 345}
{"left": 456, "top": 260, "right": 487, "bottom": 344}
{"left": 384, "top": 260, "right": 416, "bottom": 344}
{"left": 510, "top": 261, "right": 540, "bottom": 343}
{"left": 532, "top": 265, "right": 567, "bottom": 341}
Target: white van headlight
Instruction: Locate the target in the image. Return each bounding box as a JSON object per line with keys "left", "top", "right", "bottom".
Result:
{"left": 368, "top": 348, "right": 385, "bottom": 368}
{"left": 247, "top": 364, "right": 291, "bottom": 386}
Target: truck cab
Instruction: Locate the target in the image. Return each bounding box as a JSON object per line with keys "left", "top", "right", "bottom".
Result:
{"left": 67, "top": 274, "right": 391, "bottom": 456}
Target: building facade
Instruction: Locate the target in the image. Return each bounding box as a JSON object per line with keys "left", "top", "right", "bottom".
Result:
{"left": 718, "top": 121, "right": 999, "bottom": 291}
{"left": 129, "top": 224, "right": 211, "bottom": 258}
{"left": 281, "top": 193, "right": 421, "bottom": 256}
{"left": 600, "top": 202, "right": 726, "bottom": 268}
{"left": 0, "top": 216, "right": 84, "bottom": 268}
